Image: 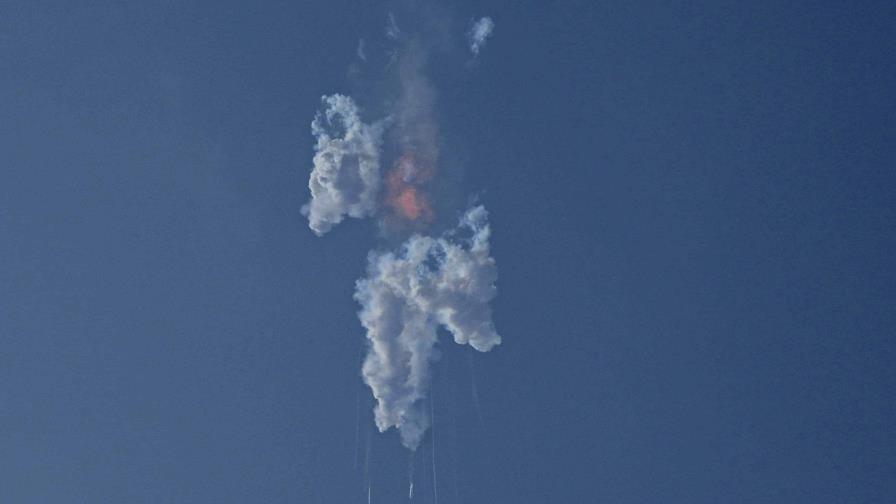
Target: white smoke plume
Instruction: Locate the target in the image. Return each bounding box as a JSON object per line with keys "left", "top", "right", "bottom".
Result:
{"left": 301, "top": 94, "right": 387, "bottom": 236}
{"left": 467, "top": 17, "right": 494, "bottom": 56}
{"left": 386, "top": 12, "right": 401, "bottom": 40}
{"left": 355, "top": 206, "right": 501, "bottom": 449}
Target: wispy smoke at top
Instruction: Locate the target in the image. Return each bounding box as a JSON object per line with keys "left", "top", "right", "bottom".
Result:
{"left": 467, "top": 17, "right": 494, "bottom": 56}
{"left": 383, "top": 43, "right": 439, "bottom": 232}
{"left": 302, "top": 95, "right": 387, "bottom": 236}
{"left": 356, "top": 206, "right": 500, "bottom": 449}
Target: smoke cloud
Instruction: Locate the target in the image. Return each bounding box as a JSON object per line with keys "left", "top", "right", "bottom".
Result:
{"left": 302, "top": 95, "right": 387, "bottom": 236}
{"left": 302, "top": 4, "right": 502, "bottom": 452}
{"left": 386, "top": 13, "right": 401, "bottom": 41}
{"left": 468, "top": 17, "right": 494, "bottom": 56}
{"left": 355, "top": 206, "right": 500, "bottom": 449}
{"left": 356, "top": 38, "right": 367, "bottom": 61}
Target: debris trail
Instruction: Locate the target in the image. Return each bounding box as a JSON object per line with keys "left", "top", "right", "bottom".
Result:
{"left": 301, "top": 10, "right": 503, "bottom": 455}
{"left": 468, "top": 352, "right": 485, "bottom": 430}
{"left": 354, "top": 385, "right": 360, "bottom": 469}
{"left": 431, "top": 383, "right": 439, "bottom": 504}
{"left": 408, "top": 450, "right": 416, "bottom": 500}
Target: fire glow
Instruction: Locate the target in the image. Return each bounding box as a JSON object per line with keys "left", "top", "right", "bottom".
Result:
{"left": 385, "top": 151, "right": 434, "bottom": 224}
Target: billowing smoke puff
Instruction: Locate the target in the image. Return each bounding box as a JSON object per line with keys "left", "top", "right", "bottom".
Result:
{"left": 468, "top": 17, "right": 494, "bottom": 56}
{"left": 355, "top": 205, "right": 501, "bottom": 449}
{"left": 302, "top": 95, "right": 387, "bottom": 236}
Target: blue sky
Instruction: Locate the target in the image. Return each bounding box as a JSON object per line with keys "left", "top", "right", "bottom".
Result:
{"left": 1, "top": 1, "right": 894, "bottom": 502}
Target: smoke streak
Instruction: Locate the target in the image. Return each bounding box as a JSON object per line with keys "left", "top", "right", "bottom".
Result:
{"left": 354, "top": 385, "right": 360, "bottom": 469}
{"left": 302, "top": 4, "right": 502, "bottom": 457}
{"left": 468, "top": 352, "right": 485, "bottom": 430}
{"left": 355, "top": 343, "right": 367, "bottom": 470}
{"left": 382, "top": 43, "right": 440, "bottom": 233}
{"left": 408, "top": 450, "right": 416, "bottom": 500}
{"left": 451, "top": 379, "right": 462, "bottom": 504}
{"left": 467, "top": 17, "right": 494, "bottom": 56}
{"left": 387, "top": 13, "right": 401, "bottom": 40}
{"left": 431, "top": 383, "right": 439, "bottom": 504}
{"left": 384, "top": 152, "right": 434, "bottom": 226}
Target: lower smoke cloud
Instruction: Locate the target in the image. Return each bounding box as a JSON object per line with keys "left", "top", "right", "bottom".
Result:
{"left": 355, "top": 205, "right": 501, "bottom": 449}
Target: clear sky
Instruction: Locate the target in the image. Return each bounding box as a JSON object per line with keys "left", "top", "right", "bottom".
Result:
{"left": 1, "top": 1, "right": 894, "bottom": 503}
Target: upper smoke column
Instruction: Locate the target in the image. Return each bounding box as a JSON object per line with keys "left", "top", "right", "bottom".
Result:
{"left": 302, "top": 95, "right": 387, "bottom": 236}
{"left": 355, "top": 205, "right": 501, "bottom": 449}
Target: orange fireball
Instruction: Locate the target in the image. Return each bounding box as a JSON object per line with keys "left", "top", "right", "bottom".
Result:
{"left": 384, "top": 151, "right": 434, "bottom": 224}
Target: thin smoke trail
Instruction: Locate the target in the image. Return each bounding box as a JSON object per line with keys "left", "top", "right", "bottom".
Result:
{"left": 451, "top": 379, "right": 461, "bottom": 504}
{"left": 354, "top": 344, "right": 364, "bottom": 470}
{"left": 300, "top": 13, "right": 503, "bottom": 502}
{"left": 364, "top": 428, "right": 372, "bottom": 502}
{"left": 356, "top": 206, "right": 500, "bottom": 450}
{"left": 430, "top": 384, "right": 438, "bottom": 504}
{"left": 354, "top": 385, "right": 360, "bottom": 469}
{"left": 408, "top": 450, "right": 416, "bottom": 500}
{"left": 468, "top": 352, "right": 485, "bottom": 430}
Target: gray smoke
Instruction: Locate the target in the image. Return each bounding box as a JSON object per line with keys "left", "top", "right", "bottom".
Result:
{"left": 394, "top": 44, "right": 438, "bottom": 166}
{"left": 355, "top": 206, "right": 500, "bottom": 449}
{"left": 386, "top": 12, "right": 401, "bottom": 40}
{"left": 302, "top": 94, "right": 387, "bottom": 236}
